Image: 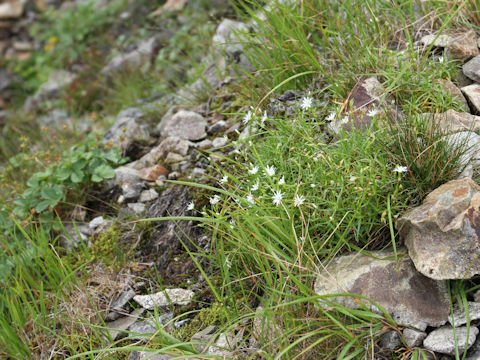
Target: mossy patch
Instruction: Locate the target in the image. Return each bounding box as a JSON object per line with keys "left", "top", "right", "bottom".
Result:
{"left": 174, "top": 302, "right": 226, "bottom": 341}
{"left": 89, "top": 224, "right": 126, "bottom": 270}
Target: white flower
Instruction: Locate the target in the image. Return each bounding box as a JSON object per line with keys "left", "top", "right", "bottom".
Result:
{"left": 367, "top": 108, "right": 379, "bottom": 117}
{"left": 438, "top": 56, "right": 444, "bottom": 63}
{"left": 246, "top": 194, "right": 255, "bottom": 204}
{"left": 251, "top": 181, "right": 259, "bottom": 192}
{"left": 243, "top": 110, "right": 253, "bottom": 125}
{"left": 340, "top": 116, "right": 349, "bottom": 124}
{"left": 310, "top": 184, "right": 316, "bottom": 188}
{"left": 210, "top": 195, "right": 220, "bottom": 205}
{"left": 219, "top": 175, "right": 228, "bottom": 184}
{"left": 300, "top": 96, "right": 313, "bottom": 110}
{"left": 294, "top": 194, "right": 305, "bottom": 207}
{"left": 187, "top": 201, "right": 194, "bottom": 211}
{"left": 225, "top": 256, "right": 231, "bottom": 269}
{"left": 278, "top": 176, "right": 285, "bottom": 185}
{"left": 249, "top": 164, "right": 259, "bottom": 174}
{"left": 326, "top": 112, "right": 336, "bottom": 121}
{"left": 272, "top": 190, "right": 283, "bottom": 206}
{"left": 264, "top": 165, "right": 276, "bottom": 177}
{"left": 229, "top": 219, "right": 235, "bottom": 229}
{"left": 393, "top": 165, "right": 408, "bottom": 173}
{"left": 261, "top": 111, "right": 268, "bottom": 125}
{"left": 349, "top": 176, "right": 357, "bottom": 182}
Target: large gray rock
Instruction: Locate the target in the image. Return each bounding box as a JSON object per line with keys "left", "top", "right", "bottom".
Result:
{"left": 447, "top": 30, "right": 479, "bottom": 62}
{"left": 106, "top": 307, "right": 145, "bottom": 340}
{"left": 399, "top": 178, "right": 480, "bottom": 280}
{"left": 437, "top": 79, "right": 470, "bottom": 112}
{"left": 104, "top": 107, "right": 151, "bottom": 151}
{"left": 212, "top": 18, "right": 249, "bottom": 56}
{"left": 423, "top": 325, "right": 479, "bottom": 356}
{"left": 464, "top": 56, "right": 480, "bottom": 83}
{"left": 429, "top": 110, "right": 480, "bottom": 133}
{"left": 314, "top": 250, "right": 450, "bottom": 330}
{"left": 157, "top": 110, "right": 207, "bottom": 140}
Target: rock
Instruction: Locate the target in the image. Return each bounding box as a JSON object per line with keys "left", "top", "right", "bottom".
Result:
{"left": 399, "top": 178, "right": 480, "bottom": 280}
{"left": 122, "top": 183, "right": 144, "bottom": 200}
{"left": 462, "top": 84, "right": 480, "bottom": 114}
{"left": 106, "top": 289, "right": 137, "bottom": 321}
{"left": 138, "top": 165, "right": 169, "bottom": 181}
{"left": 379, "top": 331, "right": 402, "bottom": 350}
{"left": 157, "top": 110, "right": 207, "bottom": 141}
{"left": 38, "top": 109, "right": 70, "bottom": 130}
{"left": 89, "top": 216, "right": 106, "bottom": 231}
{"left": 133, "top": 288, "right": 194, "bottom": 310}
{"left": 101, "top": 36, "right": 160, "bottom": 77}
{"left": 437, "top": 79, "right": 470, "bottom": 112}
{"left": 449, "top": 302, "right": 480, "bottom": 327}
{"left": 423, "top": 325, "right": 478, "bottom": 356}
{"left": 128, "top": 319, "right": 156, "bottom": 339}
{"left": 128, "top": 351, "right": 174, "bottom": 360}
{"left": 139, "top": 189, "right": 159, "bottom": 203}
{"left": 194, "top": 139, "right": 212, "bottom": 149}
{"left": 0, "top": 0, "right": 24, "bottom": 19}
{"left": 0, "top": 68, "right": 13, "bottom": 92}
{"left": 207, "top": 332, "right": 239, "bottom": 357}
{"left": 127, "top": 203, "right": 146, "bottom": 215}
{"left": 403, "top": 328, "right": 427, "bottom": 348}
{"left": 130, "top": 137, "right": 189, "bottom": 170}
{"left": 104, "top": 107, "right": 150, "bottom": 152}
{"left": 189, "top": 167, "right": 205, "bottom": 178}
{"left": 165, "top": 152, "right": 184, "bottom": 164}
{"left": 25, "top": 70, "right": 76, "bottom": 111}
{"left": 430, "top": 110, "right": 480, "bottom": 133}
{"left": 113, "top": 166, "right": 140, "bottom": 186}
{"left": 60, "top": 224, "right": 89, "bottom": 251}
{"left": 444, "top": 131, "right": 480, "bottom": 171}
{"left": 106, "top": 307, "right": 145, "bottom": 340}
{"left": 212, "top": 18, "right": 250, "bottom": 57}
{"left": 447, "top": 30, "right": 479, "bottom": 62}
{"left": 329, "top": 77, "right": 402, "bottom": 134}
{"left": 314, "top": 250, "right": 450, "bottom": 329}
{"left": 212, "top": 136, "right": 228, "bottom": 148}
{"left": 191, "top": 325, "right": 217, "bottom": 352}
{"left": 208, "top": 120, "right": 228, "bottom": 133}
{"left": 463, "top": 56, "right": 480, "bottom": 83}
{"left": 419, "top": 34, "right": 451, "bottom": 48}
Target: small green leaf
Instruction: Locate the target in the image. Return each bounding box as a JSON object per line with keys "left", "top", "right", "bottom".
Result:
{"left": 70, "top": 171, "right": 84, "bottom": 183}
{"left": 94, "top": 165, "right": 115, "bottom": 180}
{"left": 40, "top": 186, "right": 64, "bottom": 204}
{"left": 35, "top": 200, "right": 52, "bottom": 213}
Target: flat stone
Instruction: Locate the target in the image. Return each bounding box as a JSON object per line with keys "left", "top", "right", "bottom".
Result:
{"left": 314, "top": 250, "right": 450, "bottom": 329}
{"left": 133, "top": 288, "right": 194, "bottom": 310}
{"left": 420, "top": 34, "right": 451, "bottom": 48}
{"left": 122, "top": 183, "right": 144, "bottom": 200}
{"left": 191, "top": 325, "right": 217, "bottom": 352}
{"left": 128, "top": 319, "right": 156, "bottom": 339}
{"left": 212, "top": 136, "right": 228, "bottom": 148}
{"left": 0, "top": 1, "right": 23, "bottom": 19}
{"left": 158, "top": 110, "right": 207, "bottom": 141}
{"left": 208, "top": 120, "right": 228, "bottom": 133}
{"left": 430, "top": 110, "right": 480, "bottom": 133}
{"left": 437, "top": 79, "right": 469, "bottom": 112}
{"left": 127, "top": 203, "right": 146, "bottom": 215}
{"left": 464, "top": 56, "right": 480, "bottom": 83}
{"left": 139, "top": 189, "right": 159, "bottom": 203}
{"left": 212, "top": 18, "right": 249, "bottom": 56}
{"left": 403, "top": 328, "right": 427, "bottom": 348}
{"left": 106, "top": 289, "right": 136, "bottom": 321}
{"left": 444, "top": 131, "right": 480, "bottom": 171}
{"left": 447, "top": 30, "right": 479, "bottom": 62}
{"left": 399, "top": 178, "right": 480, "bottom": 280}
{"left": 106, "top": 308, "right": 145, "bottom": 340}
{"left": 165, "top": 152, "right": 184, "bottom": 164}
{"left": 138, "top": 165, "right": 169, "bottom": 181}
{"left": 449, "top": 302, "right": 480, "bottom": 327}
{"left": 462, "top": 84, "right": 480, "bottom": 114}
{"left": 423, "top": 325, "right": 478, "bottom": 356}
{"left": 194, "top": 139, "right": 212, "bottom": 149}
{"left": 89, "top": 216, "right": 106, "bottom": 230}
{"left": 128, "top": 351, "right": 177, "bottom": 360}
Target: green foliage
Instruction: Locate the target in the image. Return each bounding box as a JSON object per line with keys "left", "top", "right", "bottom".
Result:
{"left": 13, "top": 135, "right": 125, "bottom": 221}
{"left": 89, "top": 224, "right": 125, "bottom": 270}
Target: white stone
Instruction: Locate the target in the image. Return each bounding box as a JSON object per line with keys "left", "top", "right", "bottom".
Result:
{"left": 133, "top": 288, "right": 194, "bottom": 310}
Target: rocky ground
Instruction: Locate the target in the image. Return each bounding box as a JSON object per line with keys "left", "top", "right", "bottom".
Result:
{"left": 7, "top": 0, "right": 480, "bottom": 359}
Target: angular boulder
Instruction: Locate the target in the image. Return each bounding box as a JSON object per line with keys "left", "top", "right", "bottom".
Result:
{"left": 314, "top": 250, "right": 450, "bottom": 330}
{"left": 463, "top": 56, "right": 480, "bottom": 83}
{"left": 447, "top": 30, "right": 479, "bottom": 62}
{"left": 429, "top": 110, "right": 480, "bottom": 133}
{"left": 423, "top": 325, "right": 479, "bottom": 356}
{"left": 104, "top": 107, "right": 151, "bottom": 152}
{"left": 399, "top": 178, "right": 480, "bottom": 280}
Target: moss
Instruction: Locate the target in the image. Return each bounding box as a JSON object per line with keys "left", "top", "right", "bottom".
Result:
{"left": 174, "top": 303, "right": 226, "bottom": 341}
{"left": 89, "top": 224, "right": 125, "bottom": 270}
